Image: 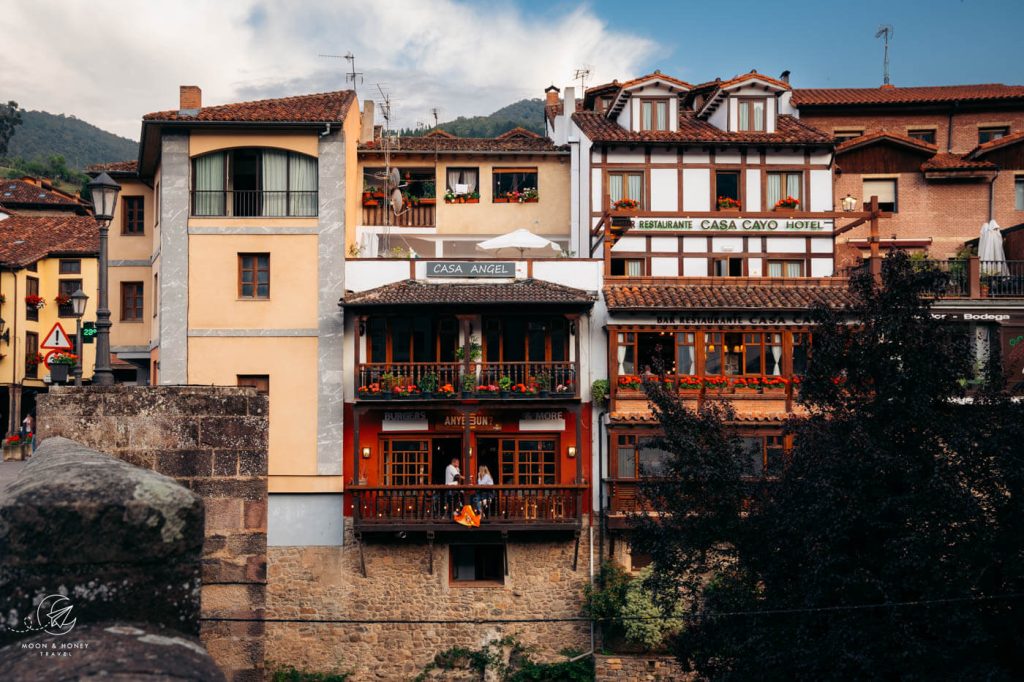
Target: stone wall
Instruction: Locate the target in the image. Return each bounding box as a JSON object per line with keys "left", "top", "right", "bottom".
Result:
{"left": 594, "top": 654, "right": 689, "bottom": 682}
{"left": 266, "top": 523, "right": 593, "bottom": 680}
{"left": 36, "top": 386, "right": 268, "bottom": 682}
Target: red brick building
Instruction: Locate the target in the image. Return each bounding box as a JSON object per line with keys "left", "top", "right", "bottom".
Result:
{"left": 792, "top": 84, "right": 1024, "bottom": 260}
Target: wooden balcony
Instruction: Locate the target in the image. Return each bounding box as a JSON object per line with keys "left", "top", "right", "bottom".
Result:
{"left": 361, "top": 201, "right": 435, "bottom": 227}
{"left": 356, "top": 361, "right": 579, "bottom": 401}
{"left": 351, "top": 484, "right": 586, "bottom": 532}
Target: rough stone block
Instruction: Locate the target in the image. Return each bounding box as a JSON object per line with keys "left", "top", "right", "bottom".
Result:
{"left": 243, "top": 499, "right": 267, "bottom": 531}
{"left": 237, "top": 449, "right": 269, "bottom": 477}
{"left": 205, "top": 498, "right": 244, "bottom": 531}
{"left": 199, "top": 417, "right": 269, "bottom": 450}
{"left": 156, "top": 450, "right": 214, "bottom": 478}
{"left": 213, "top": 451, "right": 239, "bottom": 477}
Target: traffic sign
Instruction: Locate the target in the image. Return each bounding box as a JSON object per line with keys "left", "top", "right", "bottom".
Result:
{"left": 82, "top": 321, "right": 96, "bottom": 344}
{"left": 41, "top": 323, "right": 73, "bottom": 350}
{"left": 42, "top": 350, "right": 65, "bottom": 370}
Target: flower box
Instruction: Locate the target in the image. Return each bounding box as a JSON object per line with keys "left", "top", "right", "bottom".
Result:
{"left": 418, "top": 198, "right": 436, "bottom": 205}
{"left": 50, "top": 364, "right": 69, "bottom": 382}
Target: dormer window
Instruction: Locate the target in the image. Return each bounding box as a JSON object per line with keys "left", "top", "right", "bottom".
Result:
{"left": 737, "top": 98, "right": 766, "bottom": 132}
{"left": 640, "top": 99, "right": 669, "bottom": 131}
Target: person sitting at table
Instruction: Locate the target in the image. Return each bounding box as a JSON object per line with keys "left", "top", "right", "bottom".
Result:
{"left": 472, "top": 465, "right": 495, "bottom": 514}
{"left": 443, "top": 457, "right": 463, "bottom": 512}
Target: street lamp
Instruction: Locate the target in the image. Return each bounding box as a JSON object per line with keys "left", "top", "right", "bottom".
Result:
{"left": 70, "top": 289, "right": 89, "bottom": 387}
{"left": 86, "top": 172, "right": 120, "bottom": 386}
{"left": 841, "top": 194, "right": 858, "bottom": 212}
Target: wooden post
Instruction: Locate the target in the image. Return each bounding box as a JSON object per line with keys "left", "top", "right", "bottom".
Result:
{"left": 868, "top": 195, "right": 882, "bottom": 282}
{"left": 352, "top": 407, "right": 361, "bottom": 485}
{"left": 969, "top": 256, "right": 981, "bottom": 298}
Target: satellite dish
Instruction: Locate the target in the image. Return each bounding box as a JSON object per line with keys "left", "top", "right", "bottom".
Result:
{"left": 389, "top": 168, "right": 401, "bottom": 191}
{"left": 391, "top": 188, "right": 404, "bottom": 214}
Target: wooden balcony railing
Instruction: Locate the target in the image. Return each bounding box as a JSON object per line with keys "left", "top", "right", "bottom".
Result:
{"left": 361, "top": 202, "right": 435, "bottom": 227}
{"left": 356, "top": 361, "right": 579, "bottom": 400}
{"left": 351, "top": 485, "right": 585, "bottom": 530}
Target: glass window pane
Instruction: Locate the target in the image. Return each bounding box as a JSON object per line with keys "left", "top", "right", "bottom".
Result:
{"left": 609, "top": 174, "right": 624, "bottom": 204}
{"left": 767, "top": 262, "right": 782, "bottom": 277}
{"left": 705, "top": 333, "right": 722, "bottom": 375}
{"left": 724, "top": 332, "right": 743, "bottom": 375}
{"left": 617, "top": 444, "right": 636, "bottom": 478}
{"left": 716, "top": 172, "right": 739, "bottom": 202}
{"left": 785, "top": 261, "right": 803, "bottom": 277}
{"left": 753, "top": 100, "right": 765, "bottom": 131}
{"left": 638, "top": 439, "right": 669, "bottom": 477}
{"left": 745, "top": 335, "right": 762, "bottom": 374}
{"left": 677, "top": 343, "right": 695, "bottom": 375}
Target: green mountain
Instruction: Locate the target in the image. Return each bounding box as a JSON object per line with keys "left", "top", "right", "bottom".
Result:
{"left": 402, "top": 98, "right": 546, "bottom": 138}
{"left": 5, "top": 109, "right": 137, "bottom": 170}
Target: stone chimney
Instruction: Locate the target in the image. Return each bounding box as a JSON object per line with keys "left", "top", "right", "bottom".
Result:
{"left": 545, "top": 84, "right": 560, "bottom": 108}
{"left": 360, "top": 100, "right": 375, "bottom": 144}
{"left": 179, "top": 85, "right": 201, "bottom": 114}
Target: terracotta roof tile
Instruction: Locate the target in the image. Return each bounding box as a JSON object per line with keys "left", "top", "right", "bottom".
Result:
{"left": 143, "top": 90, "right": 355, "bottom": 123}
{"left": 0, "top": 178, "right": 82, "bottom": 208}
{"left": 86, "top": 160, "right": 138, "bottom": 173}
{"left": 835, "top": 129, "right": 937, "bottom": 154}
{"left": 603, "top": 283, "right": 855, "bottom": 311}
{"left": 920, "top": 153, "right": 996, "bottom": 172}
{"left": 616, "top": 72, "right": 693, "bottom": 91}
{"left": 572, "top": 111, "right": 830, "bottom": 145}
{"left": 341, "top": 279, "right": 597, "bottom": 307}
{"left": 792, "top": 84, "right": 1024, "bottom": 107}
{"left": 969, "top": 129, "right": 1024, "bottom": 156}
{"left": 0, "top": 213, "right": 99, "bottom": 268}
{"left": 359, "top": 133, "right": 565, "bottom": 154}
{"left": 495, "top": 127, "right": 542, "bottom": 140}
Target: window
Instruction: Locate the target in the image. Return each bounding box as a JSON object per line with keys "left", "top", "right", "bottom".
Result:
{"left": 365, "top": 167, "right": 436, "bottom": 201}
{"left": 1016, "top": 177, "right": 1024, "bottom": 210}
{"left": 192, "top": 149, "right": 318, "bottom": 217}
{"left": 58, "top": 279, "right": 82, "bottom": 317}
{"left": 482, "top": 317, "right": 568, "bottom": 365}
{"left": 59, "top": 259, "right": 81, "bottom": 274}
{"left": 715, "top": 171, "right": 740, "bottom": 210}
{"left": 25, "top": 276, "right": 39, "bottom": 321}
{"left": 640, "top": 99, "right": 669, "bottom": 131}
{"left": 615, "top": 434, "right": 670, "bottom": 479}
{"left": 608, "top": 171, "right": 644, "bottom": 209}
{"left": 444, "top": 167, "right": 479, "bottom": 199}
{"left": 610, "top": 258, "right": 645, "bottom": 277}
{"left": 907, "top": 128, "right": 936, "bottom": 144}
{"left": 238, "top": 254, "right": 269, "bottom": 299}
{"left": 863, "top": 178, "right": 897, "bottom": 212}
{"left": 493, "top": 168, "right": 538, "bottom": 202}
{"left": 705, "top": 332, "right": 783, "bottom": 376}
{"left": 366, "top": 316, "right": 459, "bottom": 363}
{"left": 740, "top": 434, "right": 787, "bottom": 478}
{"left": 767, "top": 260, "right": 804, "bottom": 277}
{"left": 25, "top": 332, "right": 39, "bottom": 379}
{"left": 450, "top": 545, "right": 504, "bottom": 584}
{"left": 120, "top": 282, "right": 144, "bottom": 321}
{"left": 979, "top": 126, "right": 1009, "bottom": 144}
{"left": 792, "top": 332, "right": 810, "bottom": 376}
{"left": 714, "top": 257, "right": 744, "bottom": 277}
{"left": 766, "top": 171, "right": 802, "bottom": 209}
{"left": 737, "top": 98, "right": 766, "bottom": 132}
{"left": 237, "top": 375, "right": 269, "bottom": 395}
{"left": 498, "top": 438, "right": 556, "bottom": 485}
{"left": 122, "top": 196, "right": 145, "bottom": 234}
{"left": 833, "top": 129, "right": 864, "bottom": 143}
{"left": 382, "top": 438, "right": 431, "bottom": 486}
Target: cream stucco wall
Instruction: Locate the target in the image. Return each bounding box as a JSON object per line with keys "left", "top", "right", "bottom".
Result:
{"left": 187, "top": 234, "right": 318, "bottom": 330}
{"left": 110, "top": 265, "right": 153, "bottom": 349}
{"left": 107, "top": 178, "right": 155, "bottom": 352}
{"left": 189, "top": 131, "right": 319, "bottom": 158}
{"left": 108, "top": 179, "right": 155, "bottom": 262}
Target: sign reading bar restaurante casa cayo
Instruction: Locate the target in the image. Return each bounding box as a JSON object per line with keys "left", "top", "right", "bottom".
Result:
{"left": 631, "top": 217, "right": 834, "bottom": 232}
{"left": 427, "top": 261, "right": 515, "bottom": 278}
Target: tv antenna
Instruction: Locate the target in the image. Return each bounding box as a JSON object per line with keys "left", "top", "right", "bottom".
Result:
{"left": 573, "top": 66, "right": 592, "bottom": 92}
{"left": 318, "top": 51, "right": 363, "bottom": 93}
{"left": 875, "top": 25, "right": 894, "bottom": 86}
{"left": 430, "top": 107, "right": 440, "bottom": 129}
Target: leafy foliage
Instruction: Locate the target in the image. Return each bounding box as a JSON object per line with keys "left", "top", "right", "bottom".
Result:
{"left": 270, "top": 665, "right": 351, "bottom": 681}
{"left": 415, "top": 636, "right": 593, "bottom": 681}
{"left": 3, "top": 108, "right": 137, "bottom": 169}
{"left": 622, "top": 568, "right": 683, "bottom": 649}
{"left": 585, "top": 562, "right": 681, "bottom": 650}
{"left": 0, "top": 100, "right": 23, "bottom": 158}
{"left": 583, "top": 561, "right": 632, "bottom": 642}
{"left": 401, "top": 99, "right": 545, "bottom": 137}
{"left": 633, "top": 252, "right": 1024, "bottom": 680}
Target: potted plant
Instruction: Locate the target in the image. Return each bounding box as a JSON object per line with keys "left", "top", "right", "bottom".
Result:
{"left": 555, "top": 382, "right": 574, "bottom": 395}
{"left": 48, "top": 351, "right": 77, "bottom": 383}
{"left": 613, "top": 198, "right": 639, "bottom": 211}
{"left": 380, "top": 373, "right": 396, "bottom": 399}
{"left": 25, "top": 294, "right": 45, "bottom": 310}
{"left": 466, "top": 191, "right": 480, "bottom": 204}
{"left": 438, "top": 383, "right": 456, "bottom": 398}
{"left": 617, "top": 375, "right": 641, "bottom": 391}
{"left": 418, "top": 372, "right": 438, "bottom": 398}
{"left": 591, "top": 379, "right": 609, "bottom": 405}
{"left": 358, "top": 382, "right": 381, "bottom": 400}
{"left": 511, "top": 383, "right": 536, "bottom": 398}
{"left": 717, "top": 196, "right": 741, "bottom": 212}
{"left": 774, "top": 196, "right": 800, "bottom": 212}
{"left": 498, "top": 375, "right": 512, "bottom": 398}
{"left": 477, "top": 384, "right": 499, "bottom": 397}
{"left": 461, "top": 373, "right": 476, "bottom": 398}
{"left": 454, "top": 338, "right": 482, "bottom": 362}
{"left": 535, "top": 371, "right": 551, "bottom": 398}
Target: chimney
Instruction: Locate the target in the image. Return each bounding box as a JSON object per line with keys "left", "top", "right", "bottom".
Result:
{"left": 563, "top": 86, "right": 575, "bottom": 118}
{"left": 360, "top": 100, "right": 375, "bottom": 144}
{"left": 179, "top": 85, "right": 202, "bottom": 114}
{"left": 780, "top": 70, "right": 790, "bottom": 84}
{"left": 545, "top": 84, "right": 560, "bottom": 108}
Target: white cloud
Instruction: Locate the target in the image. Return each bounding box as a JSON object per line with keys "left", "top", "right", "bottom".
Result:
{"left": 2, "top": 0, "right": 658, "bottom": 141}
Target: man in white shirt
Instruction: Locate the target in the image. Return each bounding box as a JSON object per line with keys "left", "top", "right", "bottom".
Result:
{"left": 444, "top": 458, "right": 462, "bottom": 485}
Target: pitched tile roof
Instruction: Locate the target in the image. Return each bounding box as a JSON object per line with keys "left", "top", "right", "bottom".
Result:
{"left": 359, "top": 132, "right": 565, "bottom": 153}
{"left": 143, "top": 90, "right": 355, "bottom": 123}
{"left": 835, "top": 130, "right": 937, "bottom": 154}
{"left": 86, "top": 160, "right": 138, "bottom": 174}
{"left": 616, "top": 72, "right": 693, "bottom": 91}
{"left": 0, "top": 178, "right": 83, "bottom": 208}
{"left": 603, "top": 283, "right": 856, "bottom": 311}
{"left": 0, "top": 213, "right": 99, "bottom": 268}
{"left": 792, "top": 84, "right": 1024, "bottom": 107}
{"left": 572, "top": 111, "right": 831, "bottom": 145}
{"left": 341, "top": 279, "right": 597, "bottom": 307}
{"left": 920, "top": 153, "right": 996, "bottom": 172}
{"left": 969, "top": 130, "right": 1024, "bottom": 157}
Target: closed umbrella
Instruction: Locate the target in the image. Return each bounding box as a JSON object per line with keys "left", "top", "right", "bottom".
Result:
{"left": 476, "top": 228, "right": 562, "bottom": 258}
{"left": 978, "top": 220, "right": 1009, "bottom": 276}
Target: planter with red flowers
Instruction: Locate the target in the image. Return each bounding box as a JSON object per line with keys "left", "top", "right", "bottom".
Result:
{"left": 48, "top": 351, "right": 78, "bottom": 383}
{"left": 717, "top": 196, "right": 741, "bottom": 212}
{"left": 25, "top": 295, "right": 45, "bottom": 310}
{"left": 612, "top": 198, "right": 640, "bottom": 212}
{"left": 774, "top": 196, "right": 800, "bottom": 212}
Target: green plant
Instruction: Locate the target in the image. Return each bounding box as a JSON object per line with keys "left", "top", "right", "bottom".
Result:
{"left": 379, "top": 373, "right": 396, "bottom": 391}
{"left": 454, "top": 338, "right": 482, "bottom": 361}
{"left": 498, "top": 375, "right": 512, "bottom": 391}
{"left": 421, "top": 180, "right": 435, "bottom": 197}
{"left": 622, "top": 568, "right": 683, "bottom": 649}
{"left": 270, "top": 665, "right": 351, "bottom": 682}
{"left": 461, "top": 373, "right": 476, "bottom": 392}
{"left": 583, "top": 561, "right": 631, "bottom": 642}
{"left": 591, "top": 379, "right": 609, "bottom": 405}
{"left": 418, "top": 372, "right": 438, "bottom": 393}
{"left": 535, "top": 371, "right": 551, "bottom": 391}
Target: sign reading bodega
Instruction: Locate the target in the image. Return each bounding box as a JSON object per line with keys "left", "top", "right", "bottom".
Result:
{"left": 427, "top": 261, "right": 515, "bottom": 278}
{"left": 632, "top": 217, "right": 833, "bottom": 232}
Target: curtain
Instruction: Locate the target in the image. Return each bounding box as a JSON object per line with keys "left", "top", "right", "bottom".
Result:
{"left": 771, "top": 339, "right": 783, "bottom": 375}
{"left": 627, "top": 173, "right": 642, "bottom": 201}
{"left": 753, "top": 101, "right": 765, "bottom": 131}
{"left": 738, "top": 103, "right": 749, "bottom": 131}
{"left": 656, "top": 102, "right": 667, "bottom": 130}
{"left": 642, "top": 102, "right": 652, "bottom": 130}
{"left": 463, "top": 169, "right": 478, "bottom": 194}
{"left": 288, "top": 153, "right": 318, "bottom": 216}
{"left": 447, "top": 169, "right": 461, "bottom": 192}
{"left": 626, "top": 260, "right": 642, "bottom": 277}
{"left": 609, "top": 174, "right": 624, "bottom": 204}
{"left": 617, "top": 343, "right": 627, "bottom": 374}
{"left": 766, "top": 173, "right": 781, "bottom": 208}
{"left": 767, "top": 262, "right": 782, "bottom": 277}
{"left": 785, "top": 261, "right": 802, "bottom": 277}
{"left": 678, "top": 346, "right": 695, "bottom": 375}
{"left": 194, "top": 153, "right": 225, "bottom": 216}
{"left": 262, "top": 150, "right": 288, "bottom": 216}
{"left": 786, "top": 173, "right": 802, "bottom": 203}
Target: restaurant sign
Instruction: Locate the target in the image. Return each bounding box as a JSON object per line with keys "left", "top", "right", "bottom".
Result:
{"left": 435, "top": 412, "right": 503, "bottom": 431}
{"left": 426, "top": 261, "right": 515, "bottom": 278}
{"left": 619, "top": 313, "right": 818, "bottom": 326}
{"left": 631, "top": 217, "right": 833, "bottom": 232}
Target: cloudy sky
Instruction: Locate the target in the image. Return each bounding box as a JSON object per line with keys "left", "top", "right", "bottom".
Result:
{"left": 3, "top": 0, "right": 1023, "bottom": 141}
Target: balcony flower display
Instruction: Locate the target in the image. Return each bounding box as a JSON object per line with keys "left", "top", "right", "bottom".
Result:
{"left": 613, "top": 198, "right": 639, "bottom": 211}
{"left": 49, "top": 352, "right": 78, "bottom": 366}
{"left": 358, "top": 383, "right": 382, "bottom": 399}
{"left": 555, "top": 383, "right": 574, "bottom": 394}
{"left": 498, "top": 376, "right": 512, "bottom": 396}
{"left": 25, "top": 294, "right": 45, "bottom": 310}
{"left": 439, "top": 383, "right": 456, "bottom": 397}
{"left": 774, "top": 195, "right": 800, "bottom": 210}
{"left": 476, "top": 384, "right": 499, "bottom": 395}
{"left": 443, "top": 189, "right": 480, "bottom": 204}
{"left": 394, "top": 384, "right": 420, "bottom": 398}
{"left": 511, "top": 383, "right": 537, "bottom": 396}
{"left": 498, "top": 187, "right": 538, "bottom": 203}
{"left": 617, "top": 375, "right": 641, "bottom": 390}
{"left": 717, "top": 196, "right": 741, "bottom": 210}
{"left": 55, "top": 294, "right": 72, "bottom": 306}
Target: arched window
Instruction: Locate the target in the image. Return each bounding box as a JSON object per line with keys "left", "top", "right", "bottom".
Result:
{"left": 191, "top": 148, "right": 318, "bottom": 217}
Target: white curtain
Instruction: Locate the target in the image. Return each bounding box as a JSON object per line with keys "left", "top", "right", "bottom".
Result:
{"left": 786, "top": 173, "right": 802, "bottom": 203}
{"left": 753, "top": 101, "right": 765, "bottom": 131}
{"left": 194, "top": 153, "right": 225, "bottom": 216}
{"left": 626, "top": 260, "right": 642, "bottom": 277}
{"left": 766, "top": 173, "right": 781, "bottom": 208}
{"left": 289, "top": 153, "right": 318, "bottom": 216}
{"left": 771, "top": 336, "right": 783, "bottom": 375}
{"left": 627, "top": 173, "right": 642, "bottom": 201}
{"left": 785, "top": 261, "right": 802, "bottom": 277}
{"left": 739, "top": 103, "right": 749, "bottom": 131}
{"left": 463, "top": 169, "right": 478, "bottom": 194}
{"left": 617, "top": 343, "right": 627, "bottom": 374}
{"left": 656, "top": 102, "right": 667, "bottom": 130}
{"left": 447, "top": 169, "right": 461, "bottom": 192}
{"left": 262, "top": 150, "right": 288, "bottom": 216}
{"left": 642, "top": 103, "right": 652, "bottom": 130}
{"left": 609, "top": 174, "right": 623, "bottom": 204}
{"left": 767, "top": 262, "right": 782, "bottom": 277}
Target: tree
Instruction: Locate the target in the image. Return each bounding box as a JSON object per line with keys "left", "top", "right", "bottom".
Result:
{"left": 0, "top": 101, "right": 23, "bottom": 158}
{"left": 633, "top": 252, "right": 1024, "bottom": 680}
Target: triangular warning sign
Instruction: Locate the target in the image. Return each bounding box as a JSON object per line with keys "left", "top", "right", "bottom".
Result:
{"left": 41, "top": 322, "right": 73, "bottom": 350}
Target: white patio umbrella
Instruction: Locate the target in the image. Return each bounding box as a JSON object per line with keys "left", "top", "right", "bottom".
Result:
{"left": 978, "top": 220, "right": 1009, "bottom": 276}
{"left": 476, "top": 228, "right": 562, "bottom": 258}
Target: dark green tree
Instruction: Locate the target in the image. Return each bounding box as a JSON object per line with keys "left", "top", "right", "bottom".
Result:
{"left": 633, "top": 252, "right": 1024, "bottom": 680}
{"left": 0, "top": 100, "right": 23, "bottom": 158}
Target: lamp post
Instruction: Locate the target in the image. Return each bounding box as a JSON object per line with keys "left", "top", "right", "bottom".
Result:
{"left": 86, "top": 172, "right": 121, "bottom": 387}
{"left": 841, "top": 194, "right": 858, "bottom": 212}
{"left": 70, "top": 289, "right": 89, "bottom": 387}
